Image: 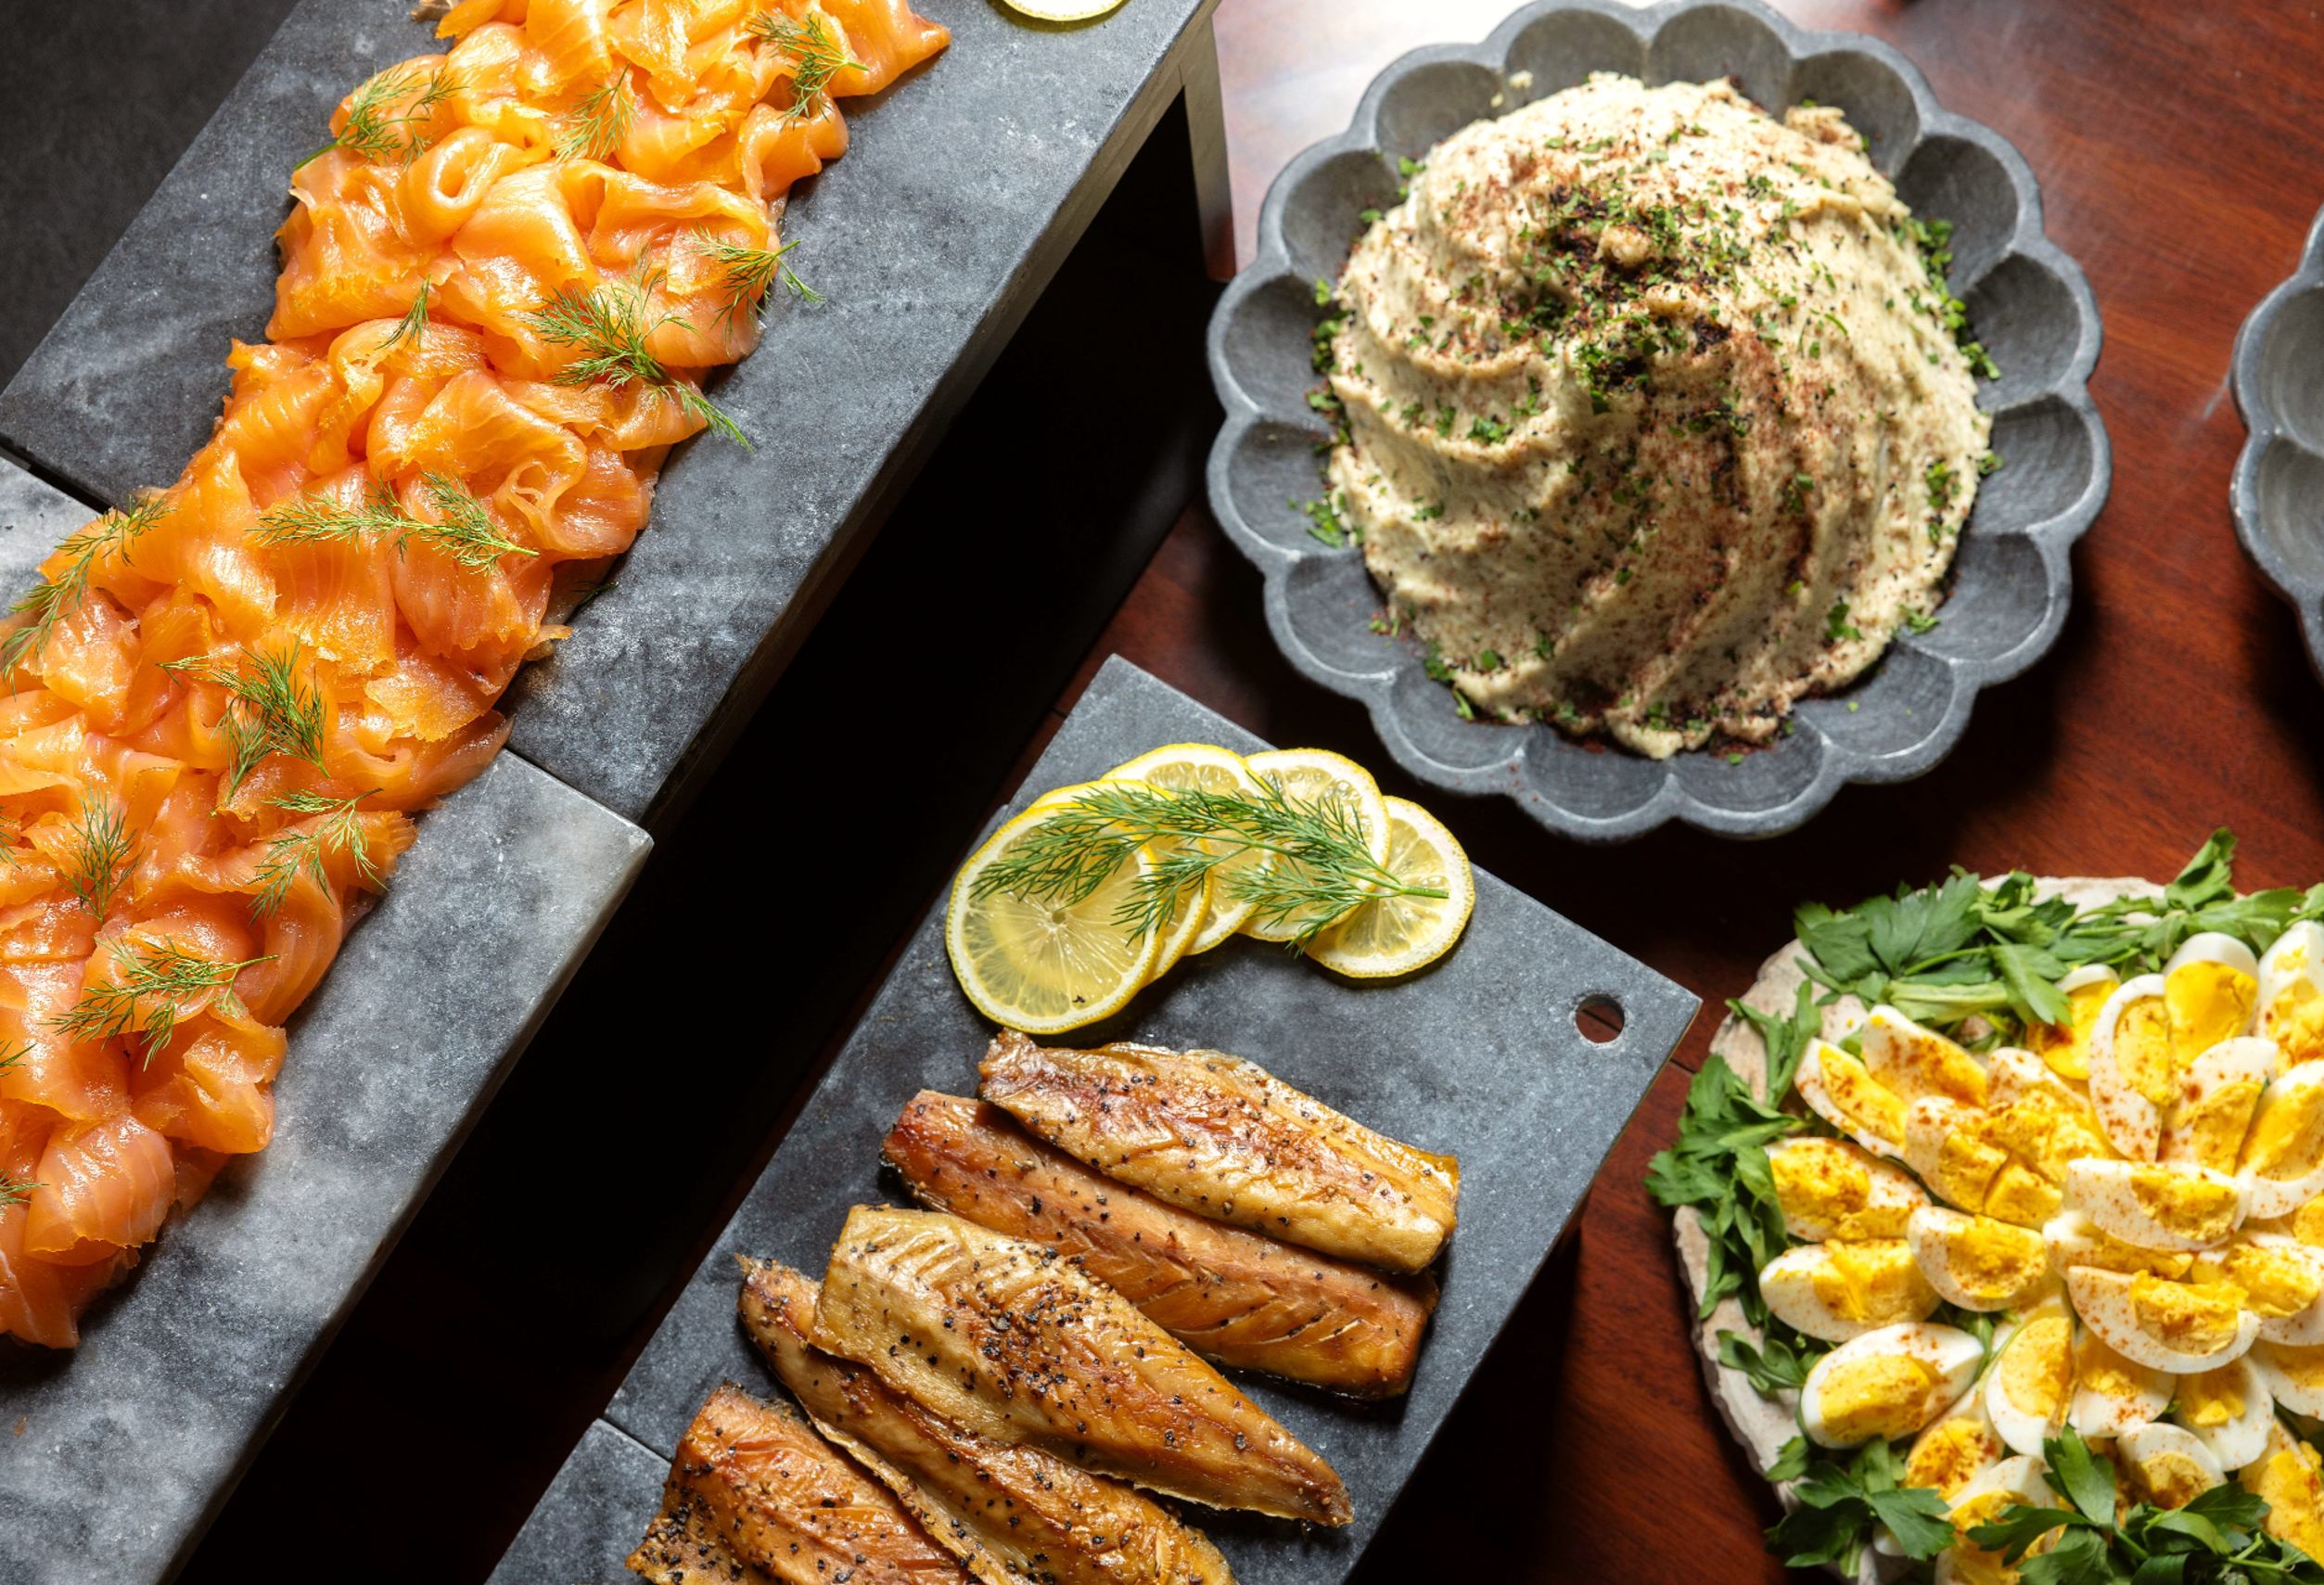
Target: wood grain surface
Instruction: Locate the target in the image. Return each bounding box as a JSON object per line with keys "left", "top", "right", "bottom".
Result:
{"left": 1056, "top": 0, "right": 2324, "bottom": 1578}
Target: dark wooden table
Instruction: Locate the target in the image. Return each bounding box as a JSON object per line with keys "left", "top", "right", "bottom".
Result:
{"left": 1049, "top": 0, "right": 2324, "bottom": 1577}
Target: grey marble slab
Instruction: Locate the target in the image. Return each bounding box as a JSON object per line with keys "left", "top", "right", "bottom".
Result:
{"left": 0, "top": 0, "right": 1224, "bottom": 826}
{"left": 0, "top": 455, "right": 96, "bottom": 571}
{"left": 491, "top": 656, "right": 1700, "bottom": 1585}
{"left": 0, "top": 752, "right": 652, "bottom": 1585}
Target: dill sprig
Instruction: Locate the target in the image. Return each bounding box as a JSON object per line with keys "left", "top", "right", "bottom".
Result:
{"left": 749, "top": 11, "right": 862, "bottom": 119}
{"left": 556, "top": 71, "right": 634, "bottom": 161}
{"left": 695, "top": 229, "right": 821, "bottom": 326}
{"left": 249, "top": 789, "right": 384, "bottom": 918}
{"left": 0, "top": 1041, "right": 27, "bottom": 1072}
{"left": 160, "top": 644, "right": 329, "bottom": 801}
{"left": 972, "top": 781, "right": 1446, "bottom": 946}
{"left": 50, "top": 937, "right": 274, "bottom": 1067}
{"left": 376, "top": 281, "right": 431, "bottom": 359}
{"left": 62, "top": 794, "right": 139, "bottom": 924}
{"left": 253, "top": 475, "right": 532, "bottom": 571}
{"left": 0, "top": 1174, "right": 35, "bottom": 1211}
{"left": 1, "top": 498, "right": 171, "bottom": 684}
{"left": 521, "top": 275, "right": 749, "bottom": 447}
{"left": 302, "top": 62, "right": 459, "bottom": 168}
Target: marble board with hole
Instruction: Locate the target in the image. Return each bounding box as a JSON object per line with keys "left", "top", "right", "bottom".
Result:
{"left": 0, "top": 0, "right": 1225, "bottom": 826}
{"left": 488, "top": 655, "right": 1700, "bottom": 1584}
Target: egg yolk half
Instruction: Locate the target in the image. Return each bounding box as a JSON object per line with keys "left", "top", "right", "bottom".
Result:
{"left": 1944, "top": 1218, "right": 2050, "bottom": 1306}
{"left": 2176, "top": 1364, "right": 2246, "bottom": 1429}
{"left": 2128, "top": 1446, "right": 2215, "bottom": 1509}
{"left": 2075, "top": 1331, "right": 2152, "bottom": 1400}
{"left": 2168, "top": 960, "right": 2259, "bottom": 1062}
{"left": 1988, "top": 1091, "right": 2108, "bottom": 1184}
{"left": 2129, "top": 1165, "right": 2243, "bottom": 1243}
{"left": 1770, "top": 1141, "right": 1904, "bottom": 1241}
{"left": 2115, "top": 998, "right": 2181, "bottom": 1108}
{"left": 1931, "top": 1125, "right": 2009, "bottom": 1212}
{"left": 1984, "top": 1159, "right": 2063, "bottom": 1228}
{"left": 2243, "top": 1439, "right": 2324, "bottom": 1562}
{"left": 2263, "top": 968, "right": 2324, "bottom": 1067}
{"left": 2259, "top": 1341, "right": 2324, "bottom": 1391}
{"left": 2193, "top": 1245, "right": 2320, "bottom": 1319}
{"left": 2032, "top": 977, "right": 2116, "bottom": 1082}
{"left": 2292, "top": 1198, "right": 2324, "bottom": 1246}
{"left": 2241, "top": 1083, "right": 2324, "bottom": 1183}
{"left": 1998, "top": 1314, "right": 2074, "bottom": 1422}
{"left": 1816, "top": 1354, "right": 1944, "bottom": 1444}
{"left": 1906, "top": 1414, "right": 2005, "bottom": 1499}
{"left": 2066, "top": 1223, "right": 2197, "bottom": 1278}
{"left": 1821, "top": 1051, "right": 1906, "bottom": 1145}
{"left": 2130, "top": 1276, "right": 2246, "bottom": 1354}
{"left": 2176, "top": 1079, "right": 2265, "bottom": 1174}
{"left": 1811, "top": 1240, "right": 1935, "bottom": 1324}
{"left": 1869, "top": 1018, "right": 1989, "bottom": 1107}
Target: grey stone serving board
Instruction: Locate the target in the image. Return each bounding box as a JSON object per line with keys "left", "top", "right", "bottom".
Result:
{"left": 488, "top": 655, "right": 1700, "bottom": 1584}
{"left": 0, "top": 453, "right": 654, "bottom": 1585}
{"left": 0, "top": 0, "right": 1225, "bottom": 827}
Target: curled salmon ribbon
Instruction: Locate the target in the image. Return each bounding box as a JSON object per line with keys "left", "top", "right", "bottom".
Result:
{"left": 0, "top": 0, "right": 946, "bottom": 1349}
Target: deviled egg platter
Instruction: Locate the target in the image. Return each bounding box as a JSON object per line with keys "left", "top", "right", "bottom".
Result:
{"left": 1658, "top": 847, "right": 2324, "bottom": 1581}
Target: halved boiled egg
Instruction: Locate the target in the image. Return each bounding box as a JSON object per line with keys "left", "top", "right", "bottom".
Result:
{"left": 2116, "top": 1422, "right": 2225, "bottom": 1508}
{"left": 1904, "top": 1097, "right": 2008, "bottom": 1212}
{"left": 1759, "top": 1239, "right": 1939, "bottom": 1343}
{"left": 2258, "top": 921, "right": 2324, "bottom": 1068}
{"left": 1907, "top": 1388, "right": 2007, "bottom": 1500}
{"left": 2067, "top": 1158, "right": 2244, "bottom": 1251}
{"left": 1935, "top": 1456, "right": 2056, "bottom": 1585}
{"left": 2088, "top": 975, "right": 2176, "bottom": 1160}
{"left": 1796, "top": 1040, "right": 1906, "bottom": 1160}
{"left": 1984, "top": 1301, "right": 2074, "bottom": 1457}
{"left": 2242, "top": 1420, "right": 2324, "bottom": 1562}
{"left": 2068, "top": 1323, "right": 2173, "bottom": 1437}
{"left": 2170, "top": 1355, "right": 2275, "bottom": 1473}
{"left": 1765, "top": 1136, "right": 1928, "bottom": 1243}
{"left": 2249, "top": 1195, "right": 2324, "bottom": 1248}
{"left": 2066, "top": 1265, "right": 2260, "bottom": 1374}
{"left": 2026, "top": 964, "right": 2119, "bottom": 1083}
{"left": 2159, "top": 1037, "right": 2276, "bottom": 1172}
{"left": 2192, "top": 1234, "right": 2324, "bottom": 1345}
{"left": 2238, "top": 1065, "right": 2324, "bottom": 1220}
{"left": 1859, "top": 1005, "right": 1989, "bottom": 1106}
{"left": 1799, "top": 1322, "right": 1984, "bottom": 1449}
{"left": 2166, "top": 933, "right": 2261, "bottom": 1055}
{"left": 2251, "top": 1338, "right": 2324, "bottom": 1416}
{"left": 2044, "top": 1209, "right": 2194, "bottom": 1278}
{"left": 1908, "top": 1207, "right": 2054, "bottom": 1311}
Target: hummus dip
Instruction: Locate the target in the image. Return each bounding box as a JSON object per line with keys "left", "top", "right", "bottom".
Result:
{"left": 1321, "top": 74, "right": 1993, "bottom": 758}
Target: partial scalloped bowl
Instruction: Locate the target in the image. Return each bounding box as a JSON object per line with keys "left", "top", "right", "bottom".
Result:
{"left": 1206, "top": 0, "right": 2110, "bottom": 841}
{"left": 2232, "top": 208, "right": 2324, "bottom": 677}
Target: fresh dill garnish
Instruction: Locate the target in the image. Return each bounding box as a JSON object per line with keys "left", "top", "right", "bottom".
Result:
{"left": 694, "top": 229, "right": 820, "bottom": 326}
{"left": 301, "top": 62, "right": 459, "bottom": 168}
{"left": 50, "top": 937, "right": 275, "bottom": 1067}
{"left": 556, "top": 71, "right": 634, "bottom": 162}
{"left": 253, "top": 474, "right": 532, "bottom": 570}
{"left": 0, "top": 1173, "right": 35, "bottom": 1210}
{"left": 748, "top": 11, "right": 862, "bottom": 118}
{"left": 377, "top": 281, "right": 431, "bottom": 359}
{"left": 160, "top": 644, "right": 329, "bottom": 801}
{"left": 521, "top": 275, "right": 749, "bottom": 447}
{"left": 249, "top": 789, "right": 384, "bottom": 918}
{"left": 0, "top": 1041, "right": 27, "bottom": 1072}
{"left": 971, "top": 781, "right": 1447, "bottom": 947}
{"left": 1, "top": 498, "right": 171, "bottom": 684}
{"left": 62, "top": 793, "right": 139, "bottom": 924}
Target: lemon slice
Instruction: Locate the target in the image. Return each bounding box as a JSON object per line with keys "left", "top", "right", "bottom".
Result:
{"left": 1304, "top": 798, "right": 1476, "bottom": 978}
{"left": 1001, "top": 0, "right": 1127, "bottom": 20}
{"left": 1238, "top": 748, "right": 1392, "bottom": 943}
{"left": 947, "top": 803, "right": 1161, "bottom": 1034}
{"left": 1103, "top": 743, "right": 1267, "bottom": 954}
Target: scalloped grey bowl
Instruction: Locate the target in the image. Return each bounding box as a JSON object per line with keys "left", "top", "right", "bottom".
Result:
{"left": 2232, "top": 208, "right": 2324, "bottom": 678}
{"left": 1205, "top": 0, "right": 2110, "bottom": 841}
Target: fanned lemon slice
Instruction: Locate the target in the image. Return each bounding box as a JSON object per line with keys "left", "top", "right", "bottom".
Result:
{"left": 1103, "top": 743, "right": 1267, "bottom": 955}
{"left": 1304, "top": 798, "right": 1475, "bottom": 978}
{"left": 947, "top": 803, "right": 1161, "bottom": 1033}
{"left": 1238, "top": 748, "right": 1392, "bottom": 943}
{"left": 1001, "top": 0, "right": 1127, "bottom": 20}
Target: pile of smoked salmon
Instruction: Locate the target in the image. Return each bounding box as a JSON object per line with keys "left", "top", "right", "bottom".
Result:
{"left": 0, "top": 0, "right": 947, "bottom": 1349}
{"left": 631, "top": 1032, "right": 1462, "bottom": 1585}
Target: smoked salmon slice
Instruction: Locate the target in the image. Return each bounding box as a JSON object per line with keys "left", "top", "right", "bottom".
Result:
{"left": 0, "top": 0, "right": 947, "bottom": 1347}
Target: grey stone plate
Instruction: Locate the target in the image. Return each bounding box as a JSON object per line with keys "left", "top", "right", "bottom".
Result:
{"left": 1205, "top": 0, "right": 2109, "bottom": 842}
{"left": 2231, "top": 206, "right": 2324, "bottom": 678}
{"left": 0, "top": 456, "right": 653, "bottom": 1585}
{"left": 489, "top": 656, "right": 1699, "bottom": 1585}
{"left": 0, "top": 0, "right": 1223, "bottom": 824}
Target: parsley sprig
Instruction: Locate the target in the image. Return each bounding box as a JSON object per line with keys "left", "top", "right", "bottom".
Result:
{"left": 1645, "top": 1049, "right": 1802, "bottom": 1326}
{"left": 1968, "top": 1428, "right": 2324, "bottom": 1583}
{"left": 1763, "top": 1434, "right": 1954, "bottom": 1569}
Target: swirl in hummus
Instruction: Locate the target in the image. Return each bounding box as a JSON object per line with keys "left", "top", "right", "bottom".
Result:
{"left": 1321, "top": 74, "right": 1994, "bottom": 759}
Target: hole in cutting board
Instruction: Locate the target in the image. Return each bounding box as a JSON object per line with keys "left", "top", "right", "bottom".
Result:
{"left": 1575, "top": 994, "right": 1625, "bottom": 1043}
